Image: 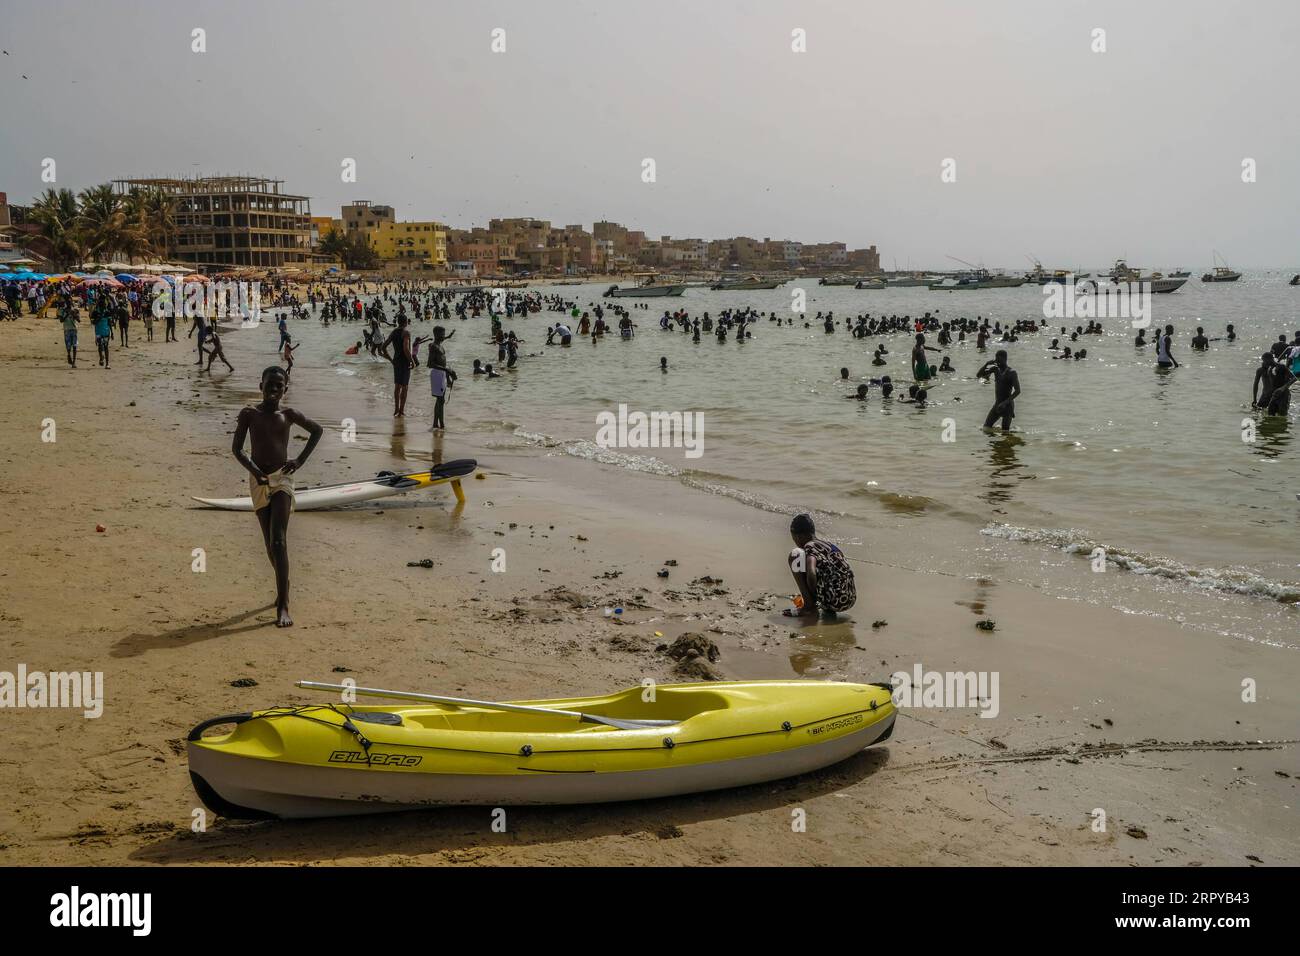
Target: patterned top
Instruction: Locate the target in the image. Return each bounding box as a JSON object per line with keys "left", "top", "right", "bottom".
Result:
{"left": 804, "top": 540, "right": 856, "bottom": 613}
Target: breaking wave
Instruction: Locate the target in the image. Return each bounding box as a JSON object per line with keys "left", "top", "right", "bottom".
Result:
{"left": 981, "top": 523, "right": 1300, "bottom": 604}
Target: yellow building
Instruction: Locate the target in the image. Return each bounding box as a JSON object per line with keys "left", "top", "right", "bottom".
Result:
{"left": 368, "top": 220, "right": 448, "bottom": 269}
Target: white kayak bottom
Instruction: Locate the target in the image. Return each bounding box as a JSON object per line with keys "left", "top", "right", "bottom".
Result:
{"left": 189, "top": 711, "right": 895, "bottom": 819}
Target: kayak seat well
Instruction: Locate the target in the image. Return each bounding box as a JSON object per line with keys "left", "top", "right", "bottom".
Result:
{"left": 397, "top": 688, "right": 733, "bottom": 733}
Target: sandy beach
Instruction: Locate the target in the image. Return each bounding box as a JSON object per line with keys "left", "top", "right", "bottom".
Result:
{"left": 1, "top": 314, "right": 1295, "bottom": 867}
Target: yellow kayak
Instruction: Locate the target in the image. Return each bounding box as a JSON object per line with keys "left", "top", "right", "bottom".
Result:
{"left": 188, "top": 680, "right": 897, "bottom": 818}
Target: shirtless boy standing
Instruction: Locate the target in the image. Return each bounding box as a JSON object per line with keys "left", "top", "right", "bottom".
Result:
{"left": 231, "top": 366, "right": 323, "bottom": 627}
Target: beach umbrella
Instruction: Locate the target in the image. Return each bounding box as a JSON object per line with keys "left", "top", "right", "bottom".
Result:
{"left": 183, "top": 274, "right": 210, "bottom": 284}
{"left": 115, "top": 273, "right": 138, "bottom": 282}
{"left": 77, "top": 276, "right": 124, "bottom": 289}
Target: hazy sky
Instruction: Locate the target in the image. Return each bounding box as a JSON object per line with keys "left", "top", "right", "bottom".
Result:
{"left": 3, "top": 0, "right": 1298, "bottom": 269}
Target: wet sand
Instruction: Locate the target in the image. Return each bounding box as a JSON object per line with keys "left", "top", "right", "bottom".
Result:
{"left": 0, "top": 316, "right": 1296, "bottom": 866}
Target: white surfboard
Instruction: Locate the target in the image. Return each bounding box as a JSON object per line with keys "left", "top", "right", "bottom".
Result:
{"left": 192, "top": 460, "right": 476, "bottom": 511}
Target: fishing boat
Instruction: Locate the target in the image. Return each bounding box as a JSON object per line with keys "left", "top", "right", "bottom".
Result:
{"left": 928, "top": 269, "right": 1027, "bottom": 290}
{"left": 819, "top": 276, "right": 861, "bottom": 286}
{"left": 1170, "top": 269, "right": 1191, "bottom": 278}
{"left": 187, "top": 679, "right": 898, "bottom": 819}
{"left": 604, "top": 274, "right": 686, "bottom": 297}
{"left": 1202, "top": 252, "right": 1241, "bottom": 282}
{"left": 855, "top": 278, "right": 888, "bottom": 290}
{"left": 1086, "top": 260, "right": 1186, "bottom": 294}
{"left": 1290, "top": 275, "right": 1299, "bottom": 286}
{"left": 1025, "top": 260, "right": 1080, "bottom": 285}
{"left": 710, "top": 275, "right": 786, "bottom": 290}
{"left": 885, "top": 274, "right": 933, "bottom": 288}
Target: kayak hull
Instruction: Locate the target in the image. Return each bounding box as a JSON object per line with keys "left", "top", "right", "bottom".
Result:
{"left": 188, "top": 681, "right": 896, "bottom": 818}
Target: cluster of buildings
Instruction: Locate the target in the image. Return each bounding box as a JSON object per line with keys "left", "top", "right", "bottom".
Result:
{"left": 3, "top": 175, "right": 880, "bottom": 277}
{"left": 317, "top": 202, "right": 880, "bottom": 278}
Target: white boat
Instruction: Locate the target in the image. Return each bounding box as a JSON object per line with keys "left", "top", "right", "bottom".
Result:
{"left": 1085, "top": 260, "right": 1187, "bottom": 294}
{"left": 710, "top": 275, "right": 786, "bottom": 290}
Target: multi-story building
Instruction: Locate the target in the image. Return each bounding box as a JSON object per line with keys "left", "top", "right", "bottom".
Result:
{"left": 802, "top": 242, "right": 848, "bottom": 267}
{"left": 847, "top": 245, "right": 881, "bottom": 272}
{"left": 341, "top": 200, "right": 395, "bottom": 233}
{"left": 726, "top": 237, "right": 765, "bottom": 269}
{"left": 309, "top": 216, "right": 339, "bottom": 248}
{"left": 368, "top": 220, "right": 448, "bottom": 272}
{"left": 490, "top": 218, "right": 555, "bottom": 273}
{"left": 113, "top": 175, "right": 313, "bottom": 269}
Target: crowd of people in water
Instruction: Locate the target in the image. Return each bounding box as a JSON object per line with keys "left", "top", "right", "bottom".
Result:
{"left": 10, "top": 273, "right": 1298, "bottom": 628}
{"left": 8, "top": 273, "right": 1299, "bottom": 427}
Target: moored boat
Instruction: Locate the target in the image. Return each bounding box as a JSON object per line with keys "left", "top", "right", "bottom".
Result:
{"left": 928, "top": 269, "right": 1026, "bottom": 290}
{"left": 1201, "top": 251, "right": 1240, "bottom": 282}
{"left": 604, "top": 281, "right": 686, "bottom": 297}
{"left": 188, "top": 680, "right": 898, "bottom": 819}
{"left": 710, "top": 275, "right": 786, "bottom": 290}
{"left": 1086, "top": 260, "right": 1186, "bottom": 293}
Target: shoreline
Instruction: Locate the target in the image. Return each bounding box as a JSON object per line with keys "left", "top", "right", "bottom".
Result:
{"left": 1, "top": 316, "right": 1297, "bottom": 866}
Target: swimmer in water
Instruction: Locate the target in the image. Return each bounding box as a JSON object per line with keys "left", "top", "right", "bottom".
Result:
{"left": 1192, "top": 327, "right": 1209, "bottom": 350}
{"left": 977, "top": 350, "right": 1020, "bottom": 431}
{"left": 1252, "top": 353, "right": 1277, "bottom": 408}
{"left": 912, "top": 333, "right": 941, "bottom": 382}
{"left": 1156, "top": 324, "right": 1179, "bottom": 369}
{"left": 845, "top": 384, "right": 869, "bottom": 401}
{"left": 660, "top": 356, "right": 668, "bottom": 372}
{"left": 938, "top": 356, "right": 954, "bottom": 373}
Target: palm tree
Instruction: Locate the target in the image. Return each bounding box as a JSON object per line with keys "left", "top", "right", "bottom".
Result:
{"left": 29, "top": 188, "right": 86, "bottom": 270}
{"left": 76, "top": 183, "right": 132, "bottom": 261}
{"left": 128, "top": 186, "right": 176, "bottom": 259}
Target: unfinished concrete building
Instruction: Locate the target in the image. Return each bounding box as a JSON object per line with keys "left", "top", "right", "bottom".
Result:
{"left": 113, "top": 175, "right": 313, "bottom": 270}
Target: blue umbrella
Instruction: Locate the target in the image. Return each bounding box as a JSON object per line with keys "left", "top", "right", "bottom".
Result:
{"left": 115, "top": 273, "right": 138, "bottom": 282}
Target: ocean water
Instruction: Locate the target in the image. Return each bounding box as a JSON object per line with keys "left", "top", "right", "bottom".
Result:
{"left": 214, "top": 272, "right": 1300, "bottom": 646}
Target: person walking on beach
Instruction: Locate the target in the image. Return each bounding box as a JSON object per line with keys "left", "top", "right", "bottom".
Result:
{"left": 189, "top": 312, "right": 209, "bottom": 366}
{"left": 783, "top": 513, "right": 857, "bottom": 620}
{"left": 59, "top": 297, "right": 79, "bottom": 368}
{"left": 281, "top": 336, "right": 299, "bottom": 381}
{"left": 92, "top": 300, "right": 113, "bottom": 369}
{"left": 977, "top": 350, "right": 1020, "bottom": 431}
{"left": 161, "top": 286, "right": 177, "bottom": 342}
{"left": 231, "top": 366, "right": 323, "bottom": 628}
{"left": 380, "top": 314, "right": 413, "bottom": 416}
{"left": 204, "top": 330, "right": 235, "bottom": 373}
